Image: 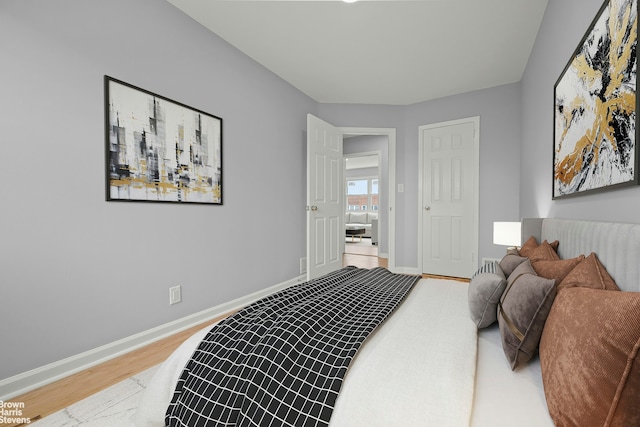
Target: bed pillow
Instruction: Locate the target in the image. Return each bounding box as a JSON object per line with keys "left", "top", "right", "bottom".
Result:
{"left": 517, "top": 236, "right": 539, "bottom": 258}
{"left": 531, "top": 255, "right": 584, "bottom": 285}
{"left": 498, "top": 253, "right": 527, "bottom": 277}
{"left": 540, "top": 288, "right": 640, "bottom": 427}
{"left": 528, "top": 240, "right": 560, "bottom": 263}
{"left": 468, "top": 261, "right": 507, "bottom": 328}
{"left": 518, "top": 236, "right": 559, "bottom": 258}
{"left": 557, "top": 252, "right": 620, "bottom": 291}
{"left": 497, "top": 259, "right": 556, "bottom": 370}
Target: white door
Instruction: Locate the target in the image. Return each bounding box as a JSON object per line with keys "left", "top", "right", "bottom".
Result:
{"left": 420, "top": 118, "right": 478, "bottom": 278}
{"left": 307, "top": 114, "right": 344, "bottom": 280}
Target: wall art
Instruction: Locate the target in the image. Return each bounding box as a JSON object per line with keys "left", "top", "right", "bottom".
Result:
{"left": 553, "top": 0, "right": 638, "bottom": 198}
{"left": 105, "top": 76, "right": 222, "bottom": 204}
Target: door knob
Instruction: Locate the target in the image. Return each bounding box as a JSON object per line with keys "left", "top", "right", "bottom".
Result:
{"left": 311, "top": 206, "right": 318, "bottom": 211}
{"left": 425, "top": 206, "right": 431, "bottom": 211}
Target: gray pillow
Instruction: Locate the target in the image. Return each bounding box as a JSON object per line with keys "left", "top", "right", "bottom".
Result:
{"left": 468, "top": 261, "right": 507, "bottom": 328}
{"left": 499, "top": 253, "right": 528, "bottom": 277}
{"left": 498, "top": 259, "right": 556, "bottom": 370}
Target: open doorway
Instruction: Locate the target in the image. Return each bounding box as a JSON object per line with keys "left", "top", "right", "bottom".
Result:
{"left": 306, "top": 118, "right": 396, "bottom": 277}
{"left": 344, "top": 152, "right": 379, "bottom": 259}
{"left": 340, "top": 127, "right": 395, "bottom": 270}
{"left": 342, "top": 128, "right": 395, "bottom": 271}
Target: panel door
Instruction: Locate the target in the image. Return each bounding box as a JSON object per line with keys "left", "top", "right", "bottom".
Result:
{"left": 421, "top": 120, "right": 477, "bottom": 278}
{"left": 307, "top": 114, "right": 344, "bottom": 280}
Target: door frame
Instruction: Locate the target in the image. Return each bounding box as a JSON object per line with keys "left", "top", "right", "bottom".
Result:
{"left": 417, "top": 116, "right": 479, "bottom": 276}
{"left": 340, "top": 127, "right": 396, "bottom": 272}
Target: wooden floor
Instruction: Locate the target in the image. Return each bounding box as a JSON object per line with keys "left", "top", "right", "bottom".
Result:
{"left": 5, "top": 314, "right": 233, "bottom": 427}
{"left": 343, "top": 238, "right": 385, "bottom": 269}
{"left": 342, "top": 252, "right": 387, "bottom": 269}
{"left": 5, "top": 251, "right": 427, "bottom": 426}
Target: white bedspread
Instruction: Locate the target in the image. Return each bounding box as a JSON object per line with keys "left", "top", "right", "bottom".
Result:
{"left": 134, "top": 278, "right": 477, "bottom": 426}
{"left": 471, "top": 326, "right": 553, "bottom": 426}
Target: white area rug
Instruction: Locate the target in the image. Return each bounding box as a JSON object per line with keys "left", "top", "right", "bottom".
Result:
{"left": 31, "top": 365, "right": 160, "bottom": 426}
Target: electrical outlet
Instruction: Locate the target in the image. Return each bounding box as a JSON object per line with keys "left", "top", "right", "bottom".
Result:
{"left": 169, "top": 285, "right": 181, "bottom": 305}
{"left": 300, "top": 257, "right": 307, "bottom": 275}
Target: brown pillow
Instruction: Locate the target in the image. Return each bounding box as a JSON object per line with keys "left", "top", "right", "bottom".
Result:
{"left": 517, "top": 236, "right": 538, "bottom": 258}
{"left": 557, "top": 252, "right": 620, "bottom": 291}
{"left": 518, "top": 236, "right": 559, "bottom": 258}
{"left": 528, "top": 240, "right": 560, "bottom": 263}
{"left": 540, "top": 288, "right": 640, "bottom": 427}
{"left": 497, "top": 259, "right": 556, "bottom": 370}
{"left": 532, "top": 255, "right": 585, "bottom": 284}
{"left": 499, "top": 253, "right": 528, "bottom": 277}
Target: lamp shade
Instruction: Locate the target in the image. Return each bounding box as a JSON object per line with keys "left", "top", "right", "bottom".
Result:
{"left": 493, "top": 221, "right": 521, "bottom": 247}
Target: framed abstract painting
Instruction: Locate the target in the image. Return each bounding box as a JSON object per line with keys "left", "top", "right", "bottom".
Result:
{"left": 105, "top": 76, "right": 223, "bottom": 204}
{"left": 553, "top": 0, "right": 638, "bottom": 199}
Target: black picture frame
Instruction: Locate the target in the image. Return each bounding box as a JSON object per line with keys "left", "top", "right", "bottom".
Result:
{"left": 553, "top": 0, "right": 638, "bottom": 199}
{"left": 105, "top": 76, "right": 223, "bottom": 204}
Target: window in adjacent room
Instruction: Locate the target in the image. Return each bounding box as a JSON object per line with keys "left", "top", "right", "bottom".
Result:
{"left": 347, "top": 177, "right": 378, "bottom": 211}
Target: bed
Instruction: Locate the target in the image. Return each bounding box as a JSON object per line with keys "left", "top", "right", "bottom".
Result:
{"left": 134, "top": 218, "right": 640, "bottom": 427}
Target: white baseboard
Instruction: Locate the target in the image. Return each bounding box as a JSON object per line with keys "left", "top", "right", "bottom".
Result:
{"left": 0, "top": 274, "right": 306, "bottom": 401}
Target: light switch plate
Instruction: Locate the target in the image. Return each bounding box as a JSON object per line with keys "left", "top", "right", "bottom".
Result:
{"left": 169, "top": 285, "right": 181, "bottom": 305}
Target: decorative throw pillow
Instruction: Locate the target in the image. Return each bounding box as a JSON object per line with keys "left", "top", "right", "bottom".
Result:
{"left": 531, "top": 255, "right": 585, "bottom": 285}
{"left": 557, "top": 252, "right": 620, "bottom": 291}
{"left": 518, "top": 236, "right": 559, "bottom": 258}
{"left": 497, "top": 259, "right": 556, "bottom": 370}
{"left": 540, "top": 288, "right": 640, "bottom": 427}
{"left": 528, "top": 240, "right": 560, "bottom": 263}
{"left": 468, "top": 262, "right": 507, "bottom": 328}
{"left": 499, "top": 253, "right": 528, "bottom": 277}
{"left": 517, "top": 236, "right": 539, "bottom": 258}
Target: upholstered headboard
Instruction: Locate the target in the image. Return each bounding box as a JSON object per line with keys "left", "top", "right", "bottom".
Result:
{"left": 521, "top": 218, "right": 640, "bottom": 293}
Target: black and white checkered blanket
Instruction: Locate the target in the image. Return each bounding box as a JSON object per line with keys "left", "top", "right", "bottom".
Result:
{"left": 165, "top": 267, "right": 420, "bottom": 427}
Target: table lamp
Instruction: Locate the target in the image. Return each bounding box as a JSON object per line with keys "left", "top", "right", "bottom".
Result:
{"left": 493, "top": 221, "right": 521, "bottom": 250}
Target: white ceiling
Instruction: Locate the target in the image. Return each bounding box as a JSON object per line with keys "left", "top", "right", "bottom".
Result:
{"left": 167, "top": 0, "right": 548, "bottom": 105}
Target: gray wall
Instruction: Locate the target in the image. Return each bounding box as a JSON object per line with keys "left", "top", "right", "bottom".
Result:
{"left": 0, "top": 0, "right": 315, "bottom": 379}
{"left": 404, "top": 83, "right": 523, "bottom": 263}
{"left": 521, "top": 0, "right": 640, "bottom": 220}
{"left": 319, "top": 82, "right": 522, "bottom": 267}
